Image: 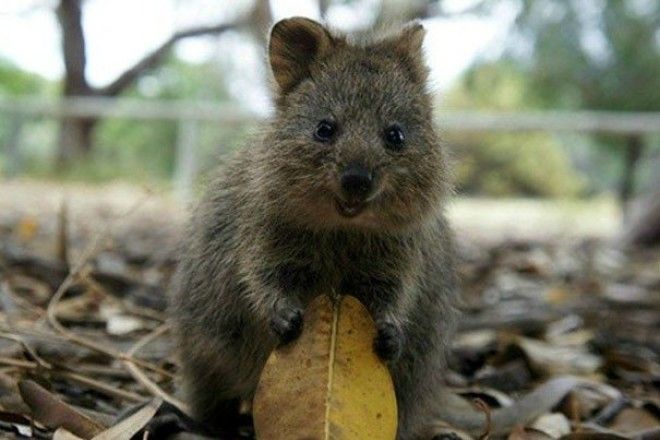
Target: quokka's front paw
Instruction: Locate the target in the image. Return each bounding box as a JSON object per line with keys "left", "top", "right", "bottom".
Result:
{"left": 373, "top": 321, "right": 403, "bottom": 362}
{"left": 270, "top": 302, "right": 303, "bottom": 345}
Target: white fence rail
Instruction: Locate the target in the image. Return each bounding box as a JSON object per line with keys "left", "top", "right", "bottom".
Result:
{"left": 2, "top": 97, "right": 660, "bottom": 198}
{"left": 2, "top": 96, "right": 660, "bottom": 133}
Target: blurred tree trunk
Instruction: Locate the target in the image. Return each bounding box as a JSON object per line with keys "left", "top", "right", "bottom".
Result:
{"left": 56, "top": 0, "right": 95, "bottom": 168}
{"left": 619, "top": 134, "right": 644, "bottom": 210}
{"left": 624, "top": 182, "right": 660, "bottom": 247}
{"left": 56, "top": 117, "right": 97, "bottom": 165}
{"left": 54, "top": 0, "right": 256, "bottom": 169}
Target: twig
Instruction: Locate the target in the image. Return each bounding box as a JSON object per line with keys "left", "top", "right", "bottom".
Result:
{"left": 0, "top": 332, "right": 52, "bottom": 369}
{"left": 0, "top": 357, "right": 134, "bottom": 381}
{"left": 0, "top": 278, "right": 47, "bottom": 319}
{"left": 57, "top": 198, "right": 69, "bottom": 267}
{"left": 0, "top": 356, "right": 37, "bottom": 369}
{"left": 122, "top": 324, "right": 190, "bottom": 414}
{"left": 82, "top": 275, "right": 166, "bottom": 323}
{"left": 473, "top": 398, "right": 492, "bottom": 440}
{"left": 0, "top": 355, "right": 143, "bottom": 403}
{"left": 76, "top": 364, "right": 134, "bottom": 380}
{"left": 45, "top": 192, "right": 174, "bottom": 379}
{"left": 122, "top": 303, "right": 167, "bottom": 323}
{"left": 0, "top": 356, "right": 145, "bottom": 404}
{"left": 54, "top": 371, "right": 144, "bottom": 403}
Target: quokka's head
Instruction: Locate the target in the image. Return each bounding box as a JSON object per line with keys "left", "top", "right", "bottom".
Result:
{"left": 261, "top": 17, "right": 449, "bottom": 232}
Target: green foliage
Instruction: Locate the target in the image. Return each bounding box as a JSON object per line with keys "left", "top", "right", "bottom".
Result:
{"left": 512, "top": 0, "right": 660, "bottom": 112}
{"left": 0, "top": 54, "right": 248, "bottom": 183}
{"left": 91, "top": 56, "right": 238, "bottom": 182}
{"left": 450, "top": 132, "right": 584, "bottom": 197}
{"left": 0, "top": 58, "right": 52, "bottom": 177}
{"left": 0, "top": 57, "right": 47, "bottom": 96}
{"left": 445, "top": 60, "right": 585, "bottom": 197}
{"left": 502, "top": 0, "right": 660, "bottom": 197}
{"left": 458, "top": 61, "right": 538, "bottom": 110}
{"left": 454, "top": 0, "right": 660, "bottom": 198}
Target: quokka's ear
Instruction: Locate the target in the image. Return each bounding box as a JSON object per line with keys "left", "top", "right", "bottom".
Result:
{"left": 269, "top": 17, "right": 336, "bottom": 95}
{"left": 379, "top": 22, "right": 428, "bottom": 82}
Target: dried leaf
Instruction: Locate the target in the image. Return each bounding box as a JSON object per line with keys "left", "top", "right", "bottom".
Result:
{"left": 0, "top": 410, "right": 34, "bottom": 437}
{"left": 530, "top": 413, "right": 571, "bottom": 438}
{"left": 608, "top": 407, "right": 660, "bottom": 433}
{"left": 105, "top": 314, "right": 144, "bottom": 335}
{"left": 253, "top": 295, "right": 397, "bottom": 440}
{"left": 53, "top": 427, "right": 85, "bottom": 440}
{"left": 91, "top": 398, "right": 162, "bottom": 440}
{"left": 508, "top": 425, "right": 555, "bottom": 440}
{"left": 18, "top": 380, "right": 106, "bottom": 439}
{"left": 515, "top": 337, "right": 602, "bottom": 376}
{"left": 437, "top": 376, "right": 616, "bottom": 436}
{"left": 559, "top": 432, "right": 629, "bottom": 439}
{"left": 16, "top": 216, "right": 39, "bottom": 243}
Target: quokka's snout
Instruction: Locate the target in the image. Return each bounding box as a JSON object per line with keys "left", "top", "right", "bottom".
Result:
{"left": 336, "top": 163, "right": 376, "bottom": 217}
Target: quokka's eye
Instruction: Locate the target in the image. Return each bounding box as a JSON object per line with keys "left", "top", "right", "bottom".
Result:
{"left": 384, "top": 124, "right": 406, "bottom": 151}
{"left": 314, "top": 120, "right": 337, "bottom": 142}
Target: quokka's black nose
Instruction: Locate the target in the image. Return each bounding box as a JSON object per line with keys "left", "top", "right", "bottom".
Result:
{"left": 340, "top": 165, "right": 373, "bottom": 200}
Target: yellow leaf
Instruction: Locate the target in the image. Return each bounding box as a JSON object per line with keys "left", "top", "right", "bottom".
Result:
{"left": 16, "top": 216, "right": 39, "bottom": 242}
{"left": 253, "top": 295, "right": 398, "bottom": 440}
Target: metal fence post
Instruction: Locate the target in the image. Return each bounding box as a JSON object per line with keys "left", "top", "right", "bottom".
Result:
{"left": 174, "top": 118, "right": 199, "bottom": 202}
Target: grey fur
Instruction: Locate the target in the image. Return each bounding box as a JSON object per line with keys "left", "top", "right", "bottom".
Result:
{"left": 170, "top": 17, "right": 459, "bottom": 439}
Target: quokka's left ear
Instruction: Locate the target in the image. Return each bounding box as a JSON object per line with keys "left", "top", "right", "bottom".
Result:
{"left": 378, "top": 22, "right": 428, "bottom": 83}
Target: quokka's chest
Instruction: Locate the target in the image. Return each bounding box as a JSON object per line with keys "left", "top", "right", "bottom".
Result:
{"left": 262, "top": 232, "right": 413, "bottom": 300}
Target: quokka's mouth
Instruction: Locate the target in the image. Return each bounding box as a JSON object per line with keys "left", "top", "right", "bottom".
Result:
{"left": 335, "top": 198, "right": 366, "bottom": 218}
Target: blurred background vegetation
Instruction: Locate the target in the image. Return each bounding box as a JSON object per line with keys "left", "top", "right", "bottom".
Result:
{"left": 0, "top": 0, "right": 659, "bottom": 206}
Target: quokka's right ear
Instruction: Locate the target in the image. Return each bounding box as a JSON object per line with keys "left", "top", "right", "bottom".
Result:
{"left": 269, "top": 17, "right": 336, "bottom": 96}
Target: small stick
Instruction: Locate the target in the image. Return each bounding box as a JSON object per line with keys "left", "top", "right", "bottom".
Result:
{"left": 0, "top": 356, "right": 37, "bottom": 369}
{"left": 0, "top": 278, "right": 46, "bottom": 319}
{"left": 54, "top": 371, "right": 145, "bottom": 403}
{"left": 473, "top": 398, "right": 492, "bottom": 440}
{"left": 57, "top": 199, "right": 69, "bottom": 267}
{"left": 45, "top": 192, "right": 174, "bottom": 379}
{"left": 0, "top": 332, "right": 52, "bottom": 369}
{"left": 122, "top": 324, "right": 190, "bottom": 414}
{"left": 0, "top": 355, "right": 143, "bottom": 403}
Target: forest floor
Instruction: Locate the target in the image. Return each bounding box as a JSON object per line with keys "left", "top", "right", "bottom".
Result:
{"left": 0, "top": 180, "right": 657, "bottom": 439}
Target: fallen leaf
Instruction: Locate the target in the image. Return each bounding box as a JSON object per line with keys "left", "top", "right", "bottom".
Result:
{"left": 105, "top": 314, "right": 144, "bottom": 335}
{"left": 16, "top": 216, "right": 39, "bottom": 243}
{"left": 531, "top": 413, "right": 571, "bottom": 438}
{"left": 0, "top": 410, "right": 34, "bottom": 437}
{"left": 608, "top": 407, "right": 660, "bottom": 433}
{"left": 508, "top": 425, "right": 555, "bottom": 440}
{"left": 18, "top": 380, "right": 106, "bottom": 439}
{"left": 253, "top": 295, "right": 397, "bottom": 440}
{"left": 53, "top": 427, "right": 85, "bottom": 440}
{"left": 457, "top": 386, "right": 515, "bottom": 408}
{"left": 515, "top": 337, "right": 602, "bottom": 376}
{"left": 437, "top": 375, "right": 623, "bottom": 436}
{"left": 92, "top": 398, "right": 162, "bottom": 440}
{"left": 559, "top": 431, "right": 629, "bottom": 439}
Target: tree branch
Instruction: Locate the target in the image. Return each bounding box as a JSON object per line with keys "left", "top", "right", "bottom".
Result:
{"left": 373, "top": 0, "right": 492, "bottom": 31}
{"left": 96, "top": 21, "right": 240, "bottom": 97}
{"left": 432, "top": 0, "right": 493, "bottom": 18}
{"left": 319, "top": 0, "right": 331, "bottom": 20}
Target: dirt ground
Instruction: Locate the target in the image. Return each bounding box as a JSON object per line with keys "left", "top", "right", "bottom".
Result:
{"left": 0, "top": 179, "right": 657, "bottom": 439}
{"left": 0, "top": 179, "right": 622, "bottom": 251}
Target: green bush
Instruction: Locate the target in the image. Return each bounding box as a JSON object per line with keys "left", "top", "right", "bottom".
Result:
{"left": 448, "top": 132, "right": 584, "bottom": 197}
{"left": 442, "top": 61, "right": 586, "bottom": 197}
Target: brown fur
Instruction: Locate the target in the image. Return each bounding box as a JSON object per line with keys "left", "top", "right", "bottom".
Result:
{"left": 170, "top": 17, "right": 459, "bottom": 439}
